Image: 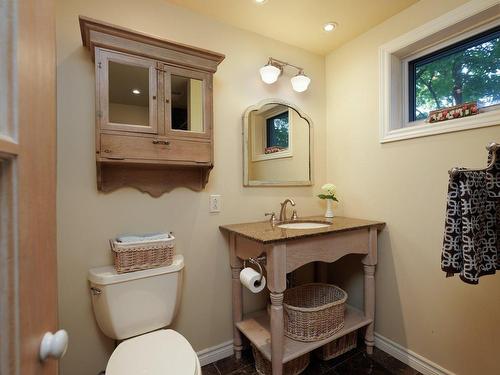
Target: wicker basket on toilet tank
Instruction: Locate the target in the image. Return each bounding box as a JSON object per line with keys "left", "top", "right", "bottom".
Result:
{"left": 110, "top": 235, "right": 175, "bottom": 273}
{"left": 283, "top": 283, "right": 347, "bottom": 342}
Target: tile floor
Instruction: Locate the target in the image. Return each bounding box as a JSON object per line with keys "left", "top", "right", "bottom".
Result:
{"left": 201, "top": 346, "right": 422, "bottom": 375}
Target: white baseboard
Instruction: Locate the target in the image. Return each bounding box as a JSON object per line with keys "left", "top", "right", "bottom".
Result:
{"left": 374, "top": 333, "right": 455, "bottom": 375}
{"left": 197, "top": 334, "right": 454, "bottom": 374}
{"left": 196, "top": 340, "right": 234, "bottom": 367}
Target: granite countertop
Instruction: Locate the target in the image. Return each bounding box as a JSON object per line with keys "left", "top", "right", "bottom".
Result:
{"left": 219, "top": 215, "right": 385, "bottom": 244}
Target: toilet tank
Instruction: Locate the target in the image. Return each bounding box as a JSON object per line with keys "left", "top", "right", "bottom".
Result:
{"left": 88, "top": 255, "right": 184, "bottom": 340}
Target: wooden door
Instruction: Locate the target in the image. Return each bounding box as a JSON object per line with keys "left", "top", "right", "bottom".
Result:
{"left": 163, "top": 65, "right": 213, "bottom": 141}
{"left": 97, "top": 49, "right": 159, "bottom": 134}
{"left": 0, "top": 1, "right": 60, "bottom": 374}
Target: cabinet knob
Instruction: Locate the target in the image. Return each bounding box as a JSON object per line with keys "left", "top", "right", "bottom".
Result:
{"left": 152, "top": 95, "right": 157, "bottom": 100}
{"left": 165, "top": 98, "right": 170, "bottom": 103}
{"left": 103, "top": 149, "right": 111, "bottom": 153}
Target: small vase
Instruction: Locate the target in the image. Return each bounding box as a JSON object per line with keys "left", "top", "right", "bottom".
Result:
{"left": 324, "top": 199, "right": 334, "bottom": 218}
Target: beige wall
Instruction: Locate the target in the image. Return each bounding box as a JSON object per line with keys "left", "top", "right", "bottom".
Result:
{"left": 56, "top": 0, "right": 325, "bottom": 374}
{"left": 325, "top": 1, "right": 500, "bottom": 374}
{"left": 189, "top": 79, "right": 203, "bottom": 132}
{"left": 109, "top": 103, "right": 149, "bottom": 126}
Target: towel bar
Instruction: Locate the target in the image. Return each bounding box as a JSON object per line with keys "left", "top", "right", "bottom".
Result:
{"left": 448, "top": 142, "right": 499, "bottom": 177}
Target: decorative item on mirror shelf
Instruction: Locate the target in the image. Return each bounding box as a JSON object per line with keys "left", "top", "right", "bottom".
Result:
{"left": 427, "top": 101, "right": 478, "bottom": 123}
{"left": 318, "top": 183, "right": 338, "bottom": 218}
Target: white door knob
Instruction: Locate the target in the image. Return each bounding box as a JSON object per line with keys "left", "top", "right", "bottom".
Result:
{"left": 39, "top": 329, "right": 68, "bottom": 361}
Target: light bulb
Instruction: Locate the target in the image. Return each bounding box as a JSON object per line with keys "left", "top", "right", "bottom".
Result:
{"left": 131, "top": 89, "right": 141, "bottom": 95}
{"left": 291, "top": 73, "right": 311, "bottom": 92}
{"left": 323, "top": 22, "right": 337, "bottom": 32}
{"left": 259, "top": 64, "right": 281, "bottom": 84}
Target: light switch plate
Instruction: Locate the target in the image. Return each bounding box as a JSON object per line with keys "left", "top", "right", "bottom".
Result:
{"left": 209, "top": 195, "right": 222, "bottom": 213}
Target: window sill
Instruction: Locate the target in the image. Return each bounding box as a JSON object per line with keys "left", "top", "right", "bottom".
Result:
{"left": 380, "top": 108, "right": 500, "bottom": 143}
{"left": 252, "top": 149, "right": 293, "bottom": 162}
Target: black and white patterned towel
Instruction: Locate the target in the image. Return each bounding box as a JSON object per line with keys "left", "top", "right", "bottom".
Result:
{"left": 441, "top": 148, "right": 500, "bottom": 284}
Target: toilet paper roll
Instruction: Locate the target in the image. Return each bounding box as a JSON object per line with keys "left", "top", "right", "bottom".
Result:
{"left": 240, "top": 267, "right": 266, "bottom": 293}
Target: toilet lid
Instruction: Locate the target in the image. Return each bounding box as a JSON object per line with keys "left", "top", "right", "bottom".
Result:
{"left": 106, "top": 329, "right": 197, "bottom": 375}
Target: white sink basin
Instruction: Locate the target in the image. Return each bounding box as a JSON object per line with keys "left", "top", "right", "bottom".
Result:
{"left": 277, "top": 221, "right": 331, "bottom": 229}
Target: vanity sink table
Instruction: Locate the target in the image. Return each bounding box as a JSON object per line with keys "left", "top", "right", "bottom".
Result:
{"left": 220, "top": 216, "right": 385, "bottom": 375}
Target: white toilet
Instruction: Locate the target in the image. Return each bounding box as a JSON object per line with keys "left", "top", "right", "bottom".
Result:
{"left": 88, "top": 255, "right": 201, "bottom": 375}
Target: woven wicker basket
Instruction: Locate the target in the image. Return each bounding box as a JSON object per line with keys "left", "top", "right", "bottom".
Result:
{"left": 283, "top": 283, "right": 347, "bottom": 342}
{"left": 315, "top": 330, "right": 358, "bottom": 361}
{"left": 252, "top": 345, "right": 309, "bottom": 375}
{"left": 110, "top": 236, "right": 175, "bottom": 273}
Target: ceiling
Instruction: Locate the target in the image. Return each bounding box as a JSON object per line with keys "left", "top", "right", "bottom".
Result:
{"left": 165, "top": 0, "right": 419, "bottom": 55}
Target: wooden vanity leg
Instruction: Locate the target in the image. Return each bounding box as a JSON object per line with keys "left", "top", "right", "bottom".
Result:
{"left": 363, "top": 264, "right": 376, "bottom": 354}
{"left": 270, "top": 292, "right": 284, "bottom": 375}
{"left": 229, "top": 233, "right": 244, "bottom": 360}
{"left": 267, "top": 243, "right": 287, "bottom": 375}
{"left": 362, "top": 228, "right": 378, "bottom": 355}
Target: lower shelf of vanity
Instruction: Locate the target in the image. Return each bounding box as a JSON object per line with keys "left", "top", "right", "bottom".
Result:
{"left": 236, "top": 305, "right": 371, "bottom": 364}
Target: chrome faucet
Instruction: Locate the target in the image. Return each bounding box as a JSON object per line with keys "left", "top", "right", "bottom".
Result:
{"left": 279, "top": 198, "right": 296, "bottom": 222}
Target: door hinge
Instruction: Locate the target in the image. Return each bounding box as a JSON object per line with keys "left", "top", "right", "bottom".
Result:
{"left": 97, "top": 62, "right": 102, "bottom": 69}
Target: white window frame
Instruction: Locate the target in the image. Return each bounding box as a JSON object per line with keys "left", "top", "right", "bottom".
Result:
{"left": 379, "top": 0, "right": 500, "bottom": 143}
{"left": 251, "top": 107, "right": 293, "bottom": 162}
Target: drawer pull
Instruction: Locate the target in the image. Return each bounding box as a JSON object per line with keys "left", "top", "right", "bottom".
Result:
{"left": 152, "top": 139, "right": 170, "bottom": 145}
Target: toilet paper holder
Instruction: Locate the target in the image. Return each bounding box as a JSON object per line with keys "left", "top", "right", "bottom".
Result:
{"left": 243, "top": 257, "right": 266, "bottom": 285}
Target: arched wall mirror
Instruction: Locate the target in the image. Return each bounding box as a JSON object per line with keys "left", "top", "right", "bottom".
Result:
{"left": 243, "top": 99, "right": 313, "bottom": 186}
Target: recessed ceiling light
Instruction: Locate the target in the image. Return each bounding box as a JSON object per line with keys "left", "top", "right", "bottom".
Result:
{"left": 254, "top": 0, "right": 267, "bottom": 4}
{"left": 323, "top": 22, "right": 338, "bottom": 32}
{"left": 131, "top": 89, "right": 141, "bottom": 95}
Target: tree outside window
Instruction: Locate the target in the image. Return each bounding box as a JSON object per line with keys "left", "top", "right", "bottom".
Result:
{"left": 410, "top": 27, "right": 499, "bottom": 121}
{"left": 266, "top": 111, "right": 289, "bottom": 149}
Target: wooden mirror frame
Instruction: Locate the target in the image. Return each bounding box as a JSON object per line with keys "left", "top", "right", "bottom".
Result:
{"left": 243, "top": 98, "right": 314, "bottom": 187}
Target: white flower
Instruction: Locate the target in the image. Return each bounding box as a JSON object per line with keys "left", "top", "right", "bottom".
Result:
{"left": 321, "top": 183, "right": 336, "bottom": 196}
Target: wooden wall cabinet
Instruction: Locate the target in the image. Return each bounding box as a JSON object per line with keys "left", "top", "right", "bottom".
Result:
{"left": 80, "top": 16, "right": 225, "bottom": 197}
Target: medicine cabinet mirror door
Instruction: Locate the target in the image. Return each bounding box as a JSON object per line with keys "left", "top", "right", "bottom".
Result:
{"left": 163, "top": 65, "right": 212, "bottom": 140}
{"left": 97, "top": 49, "right": 158, "bottom": 134}
{"left": 243, "top": 99, "right": 313, "bottom": 186}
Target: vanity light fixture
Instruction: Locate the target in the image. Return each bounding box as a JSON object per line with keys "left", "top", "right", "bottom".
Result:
{"left": 290, "top": 71, "right": 311, "bottom": 93}
{"left": 323, "top": 22, "right": 338, "bottom": 32}
{"left": 259, "top": 57, "right": 311, "bottom": 92}
{"left": 254, "top": 0, "right": 268, "bottom": 4}
{"left": 259, "top": 62, "right": 281, "bottom": 84}
{"left": 131, "top": 89, "right": 141, "bottom": 95}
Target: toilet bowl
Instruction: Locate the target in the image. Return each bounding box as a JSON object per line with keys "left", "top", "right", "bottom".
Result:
{"left": 106, "top": 329, "right": 201, "bottom": 375}
{"left": 88, "top": 255, "right": 199, "bottom": 374}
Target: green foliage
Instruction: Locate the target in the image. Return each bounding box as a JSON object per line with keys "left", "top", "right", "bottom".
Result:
{"left": 271, "top": 117, "right": 289, "bottom": 148}
{"left": 268, "top": 112, "right": 289, "bottom": 148}
{"left": 414, "top": 35, "right": 500, "bottom": 120}
{"left": 317, "top": 194, "right": 338, "bottom": 201}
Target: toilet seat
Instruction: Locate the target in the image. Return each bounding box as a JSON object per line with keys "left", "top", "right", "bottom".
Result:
{"left": 106, "top": 329, "right": 200, "bottom": 375}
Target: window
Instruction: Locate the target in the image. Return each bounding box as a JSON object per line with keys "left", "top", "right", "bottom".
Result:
{"left": 379, "top": 1, "right": 500, "bottom": 143}
{"left": 409, "top": 25, "right": 500, "bottom": 122}
{"left": 266, "top": 111, "right": 289, "bottom": 149}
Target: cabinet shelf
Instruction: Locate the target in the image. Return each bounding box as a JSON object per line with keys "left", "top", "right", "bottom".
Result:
{"left": 236, "top": 305, "right": 371, "bottom": 364}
